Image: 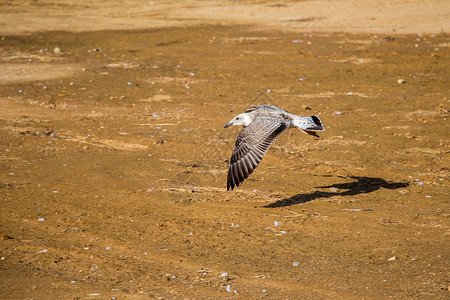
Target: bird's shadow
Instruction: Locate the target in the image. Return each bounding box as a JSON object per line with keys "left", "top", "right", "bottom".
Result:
{"left": 264, "top": 176, "right": 409, "bottom": 208}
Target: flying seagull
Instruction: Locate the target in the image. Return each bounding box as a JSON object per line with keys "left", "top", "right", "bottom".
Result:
{"left": 223, "top": 105, "right": 324, "bottom": 190}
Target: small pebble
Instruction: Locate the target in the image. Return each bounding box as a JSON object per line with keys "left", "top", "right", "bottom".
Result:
{"left": 293, "top": 261, "right": 299, "bottom": 266}
{"left": 226, "top": 285, "right": 232, "bottom": 293}
{"left": 274, "top": 221, "right": 281, "bottom": 227}
{"left": 53, "top": 47, "right": 60, "bottom": 54}
{"left": 38, "top": 217, "right": 46, "bottom": 222}
{"left": 220, "top": 272, "right": 228, "bottom": 277}
{"left": 398, "top": 189, "right": 409, "bottom": 195}
{"left": 397, "top": 79, "right": 406, "bottom": 84}
{"left": 388, "top": 256, "right": 397, "bottom": 261}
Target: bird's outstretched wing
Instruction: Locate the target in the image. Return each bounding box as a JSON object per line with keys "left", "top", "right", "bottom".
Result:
{"left": 245, "top": 105, "right": 287, "bottom": 113}
{"left": 227, "top": 116, "right": 289, "bottom": 190}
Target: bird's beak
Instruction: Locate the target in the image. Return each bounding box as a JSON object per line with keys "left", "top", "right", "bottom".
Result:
{"left": 223, "top": 122, "right": 231, "bottom": 128}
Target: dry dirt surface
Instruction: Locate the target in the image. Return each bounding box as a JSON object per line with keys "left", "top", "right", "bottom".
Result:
{"left": 1, "top": 0, "right": 449, "bottom": 299}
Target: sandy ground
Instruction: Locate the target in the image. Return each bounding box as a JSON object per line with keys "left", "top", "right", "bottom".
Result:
{"left": 1, "top": 0, "right": 449, "bottom": 299}
{"left": 0, "top": 0, "right": 449, "bottom": 35}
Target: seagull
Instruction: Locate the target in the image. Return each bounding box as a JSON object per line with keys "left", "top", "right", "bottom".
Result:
{"left": 223, "top": 105, "right": 324, "bottom": 190}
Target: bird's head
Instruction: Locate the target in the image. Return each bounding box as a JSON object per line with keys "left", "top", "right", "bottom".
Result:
{"left": 223, "top": 112, "right": 253, "bottom": 128}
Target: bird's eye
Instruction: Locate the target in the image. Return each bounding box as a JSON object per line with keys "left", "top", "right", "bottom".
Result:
{"left": 236, "top": 117, "right": 240, "bottom": 120}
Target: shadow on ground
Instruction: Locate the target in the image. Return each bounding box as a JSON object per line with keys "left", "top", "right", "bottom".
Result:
{"left": 265, "top": 176, "right": 409, "bottom": 208}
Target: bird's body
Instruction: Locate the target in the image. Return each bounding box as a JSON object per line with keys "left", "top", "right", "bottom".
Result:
{"left": 223, "top": 105, "right": 324, "bottom": 190}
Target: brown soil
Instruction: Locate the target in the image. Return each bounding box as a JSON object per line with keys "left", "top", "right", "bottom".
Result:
{"left": 1, "top": 1, "right": 449, "bottom": 299}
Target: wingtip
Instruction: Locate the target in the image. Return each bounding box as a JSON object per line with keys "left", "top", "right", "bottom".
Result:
{"left": 227, "top": 176, "right": 239, "bottom": 191}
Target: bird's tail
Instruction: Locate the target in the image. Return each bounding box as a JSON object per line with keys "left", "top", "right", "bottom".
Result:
{"left": 292, "top": 115, "right": 325, "bottom": 136}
